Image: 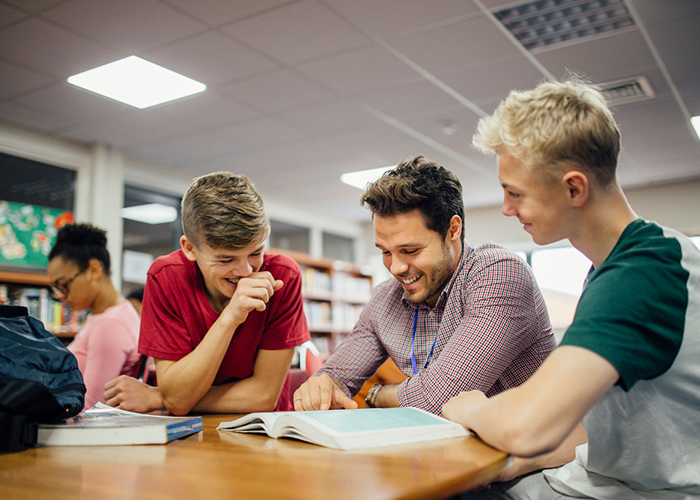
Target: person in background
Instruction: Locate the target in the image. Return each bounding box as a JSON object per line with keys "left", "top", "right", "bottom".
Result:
{"left": 126, "top": 288, "right": 144, "bottom": 316}
{"left": 104, "top": 172, "right": 310, "bottom": 415}
{"left": 47, "top": 223, "right": 140, "bottom": 410}
{"left": 442, "top": 77, "right": 700, "bottom": 498}
{"left": 294, "top": 156, "right": 562, "bottom": 429}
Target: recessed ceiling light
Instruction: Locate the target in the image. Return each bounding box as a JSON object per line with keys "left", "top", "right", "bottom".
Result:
{"left": 121, "top": 203, "right": 178, "bottom": 224}
{"left": 340, "top": 165, "right": 395, "bottom": 190}
{"left": 67, "top": 56, "right": 206, "bottom": 109}
{"left": 691, "top": 116, "right": 700, "bottom": 141}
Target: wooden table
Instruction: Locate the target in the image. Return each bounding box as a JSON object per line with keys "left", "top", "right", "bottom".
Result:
{"left": 0, "top": 414, "right": 509, "bottom": 500}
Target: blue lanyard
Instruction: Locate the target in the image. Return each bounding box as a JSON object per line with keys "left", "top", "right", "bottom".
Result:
{"left": 410, "top": 309, "right": 439, "bottom": 375}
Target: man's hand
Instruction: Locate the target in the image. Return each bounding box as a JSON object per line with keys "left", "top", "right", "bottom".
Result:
{"left": 221, "top": 272, "right": 283, "bottom": 327}
{"left": 104, "top": 375, "right": 164, "bottom": 413}
{"left": 293, "top": 374, "right": 359, "bottom": 411}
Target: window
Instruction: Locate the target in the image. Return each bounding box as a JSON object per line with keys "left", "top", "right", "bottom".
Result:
{"left": 269, "top": 220, "right": 309, "bottom": 254}
{"left": 530, "top": 246, "right": 591, "bottom": 341}
{"left": 692, "top": 236, "right": 700, "bottom": 251}
{"left": 322, "top": 232, "right": 354, "bottom": 262}
{"left": 121, "top": 185, "right": 182, "bottom": 293}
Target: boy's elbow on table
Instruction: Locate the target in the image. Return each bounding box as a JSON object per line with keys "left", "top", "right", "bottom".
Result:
{"left": 495, "top": 415, "right": 569, "bottom": 458}
{"left": 161, "top": 392, "right": 196, "bottom": 416}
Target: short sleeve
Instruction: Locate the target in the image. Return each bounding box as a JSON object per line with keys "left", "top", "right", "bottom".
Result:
{"left": 138, "top": 269, "right": 195, "bottom": 360}
{"left": 560, "top": 239, "right": 687, "bottom": 390}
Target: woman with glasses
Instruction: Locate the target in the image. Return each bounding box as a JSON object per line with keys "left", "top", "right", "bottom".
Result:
{"left": 47, "top": 223, "right": 140, "bottom": 410}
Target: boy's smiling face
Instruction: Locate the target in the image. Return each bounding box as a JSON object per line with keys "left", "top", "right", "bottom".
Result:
{"left": 181, "top": 236, "right": 265, "bottom": 312}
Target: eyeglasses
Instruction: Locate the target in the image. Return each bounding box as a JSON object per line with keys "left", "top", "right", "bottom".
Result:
{"left": 50, "top": 265, "right": 89, "bottom": 298}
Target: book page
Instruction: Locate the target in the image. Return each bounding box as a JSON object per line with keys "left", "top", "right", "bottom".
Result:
{"left": 299, "top": 408, "right": 459, "bottom": 434}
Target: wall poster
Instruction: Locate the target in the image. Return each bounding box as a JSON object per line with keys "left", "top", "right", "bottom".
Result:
{"left": 0, "top": 200, "right": 73, "bottom": 270}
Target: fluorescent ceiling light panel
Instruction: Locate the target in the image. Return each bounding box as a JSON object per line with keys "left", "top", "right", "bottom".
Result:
{"left": 341, "top": 166, "right": 395, "bottom": 190}
{"left": 691, "top": 116, "right": 700, "bottom": 141}
{"left": 121, "top": 203, "right": 178, "bottom": 224}
{"left": 67, "top": 56, "right": 206, "bottom": 109}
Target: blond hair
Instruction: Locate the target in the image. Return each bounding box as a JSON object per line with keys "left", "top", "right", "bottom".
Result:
{"left": 181, "top": 172, "right": 269, "bottom": 249}
{"left": 473, "top": 78, "right": 621, "bottom": 186}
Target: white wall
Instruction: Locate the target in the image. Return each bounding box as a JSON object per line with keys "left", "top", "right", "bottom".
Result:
{"left": 461, "top": 179, "right": 700, "bottom": 252}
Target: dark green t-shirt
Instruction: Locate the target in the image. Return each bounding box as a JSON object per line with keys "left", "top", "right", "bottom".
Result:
{"left": 560, "top": 219, "right": 689, "bottom": 390}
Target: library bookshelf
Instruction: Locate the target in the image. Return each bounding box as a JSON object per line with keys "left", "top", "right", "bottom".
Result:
{"left": 268, "top": 248, "right": 372, "bottom": 360}
{"left": 0, "top": 269, "right": 81, "bottom": 342}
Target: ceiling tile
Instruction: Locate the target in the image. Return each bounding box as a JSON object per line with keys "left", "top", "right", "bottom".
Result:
{"left": 218, "top": 69, "right": 335, "bottom": 113}
{"left": 615, "top": 98, "right": 688, "bottom": 132}
{"left": 0, "top": 3, "right": 28, "bottom": 27}
{"left": 41, "top": 0, "right": 206, "bottom": 53}
{"left": 646, "top": 17, "right": 700, "bottom": 100}
{"left": 162, "top": 0, "right": 295, "bottom": 27}
{"left": 223, "top": 0, "right": 371, "bottom": 65}
{"left": 297, "top": 45, "right": 420, "bottom": 96}
{"left": 280, "top": 99, "right": 379, "bottom": 136}
{"left": 0, "top": 18, "right": 119, "bottom": 77}
{"left": 151, "top": 92, "right": 261, "bottom": 130}
{"left": 59, "top": 111, "right": 191, "bottom": 149}
{"left": 630, "top": 0, "right": 700, "bottom": 27}
{"left": 0, "top": 60, "right": 54, "bottom": 99}
{"left": 0, "top": 102, "right": 73, "bottom": 131}
{"left": 215, "top": 117, "right": 308, "bottom": 152}
{"left": 535, "top": 30, "right": 655, "bottom": 83}
{"left": 320, "top": 0, "right": 479, "bottom": 38}
{"left": 388, "top": 15, "right": 520, "bottom": 74}
{"left": 440, "top": 56, "right": 545, "bottom": 104}
{"left": 14, "top": 82, "right": 129, "bottom": 124}
{"left": 125, "top": 129, "right": 240, "bottom": 168}
{"left": 356, "top": 80, "right": 461, "bottom": 118}
{"left": 3, "top": 0, "right": 64, "bottom": 13}
{"left": 143, "top": 31, "right": 277, "bottom": 86}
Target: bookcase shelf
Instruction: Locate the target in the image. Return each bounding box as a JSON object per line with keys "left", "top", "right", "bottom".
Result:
{"left": 268, "top": 247, "right": 372, "bottom": 359}
{"left": 0, "top": 268, "right": 81, "bottom": 341}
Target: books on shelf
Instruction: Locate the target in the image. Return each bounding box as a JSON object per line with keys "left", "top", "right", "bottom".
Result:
{"left": 36, "top": 403, "right": 203, "bottom": 446}
{"left": 0, "top": 283, "right": 84, "bottom": 335}
{"left": 217, "top": 407, "right": 470, "bottom": 451}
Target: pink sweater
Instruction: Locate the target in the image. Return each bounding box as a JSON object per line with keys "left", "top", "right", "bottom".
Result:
{"left": 68, "top": 301, "right": 140, "bottom": 409}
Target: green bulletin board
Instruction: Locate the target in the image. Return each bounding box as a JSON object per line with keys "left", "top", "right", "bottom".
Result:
{"left": 0, "top": 200, "right": 73, "bottom": 270}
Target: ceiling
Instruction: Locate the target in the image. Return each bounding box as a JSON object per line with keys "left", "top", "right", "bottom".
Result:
{"left": 1, "top": 0, "right": 699, "bottom": 223}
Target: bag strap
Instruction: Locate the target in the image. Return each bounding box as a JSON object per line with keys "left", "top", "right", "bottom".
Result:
{"left": 0, "top": 411, "right": 37, "bottom": 452}
{"left": 0, "top": 378, "right": 65, "bottom": 422}
{"left": 0, "top": 305, "right": 29, "bottom": 318}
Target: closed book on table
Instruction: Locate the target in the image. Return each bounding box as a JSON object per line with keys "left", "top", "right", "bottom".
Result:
{"left": 37, "top": 403, "right": 203, "bottom": 446}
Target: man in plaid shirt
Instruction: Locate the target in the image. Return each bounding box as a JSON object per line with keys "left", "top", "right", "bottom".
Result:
{"left": 294, "top": 156, "right": 557, "bottom": 415}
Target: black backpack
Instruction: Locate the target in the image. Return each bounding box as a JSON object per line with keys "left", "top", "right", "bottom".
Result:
{"left": 0, "top": 304, "right": 86, "bottom": 452}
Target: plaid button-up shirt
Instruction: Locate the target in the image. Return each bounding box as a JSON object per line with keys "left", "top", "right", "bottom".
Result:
{"left": 317, "top": 243, "right": 556, "bottom": 414}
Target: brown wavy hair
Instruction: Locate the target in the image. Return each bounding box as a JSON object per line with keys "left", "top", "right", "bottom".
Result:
{"left": 181, "top": 172, "right": 269, "bottom": 249}
{"left": 360, "top": 155, "right": 464, "bottom": 244}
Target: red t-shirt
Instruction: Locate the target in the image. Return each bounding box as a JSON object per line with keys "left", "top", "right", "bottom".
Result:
{"left": 138, "top": 250, "right": 310, "bottom": 410}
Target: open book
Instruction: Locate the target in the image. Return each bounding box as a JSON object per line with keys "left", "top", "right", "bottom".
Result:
{"left": 36, "top": 403, "right": 203, "bottom": 446}
{"left": 217, "top": 407, "right": 470, "bottom": 450}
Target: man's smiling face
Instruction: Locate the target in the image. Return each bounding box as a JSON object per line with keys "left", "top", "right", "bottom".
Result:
{"left": 374, "top": 209, "right": 460, "bottom": 307}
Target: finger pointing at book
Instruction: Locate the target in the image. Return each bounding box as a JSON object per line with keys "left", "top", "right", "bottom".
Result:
{"left": 294, "top": 374, "right": 358, "bottom": 411}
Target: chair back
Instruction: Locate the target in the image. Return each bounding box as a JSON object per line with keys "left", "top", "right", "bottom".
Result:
{"left": 298, "top": 341, "right": 322, "bottom": 377}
